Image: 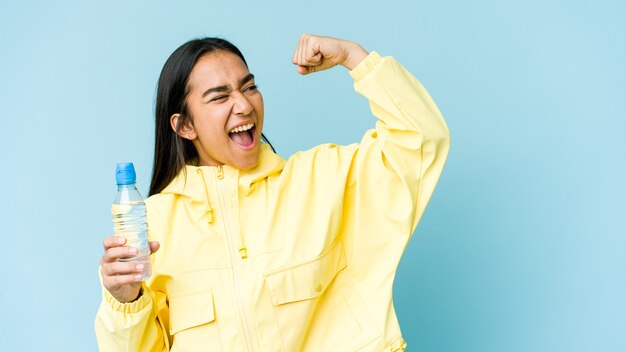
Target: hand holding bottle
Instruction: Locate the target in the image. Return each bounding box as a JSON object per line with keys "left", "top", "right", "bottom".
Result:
{"left": 101, "top": 162, "right": 160, "bottom": 303}
{"left": 100, "top": 236, "right": 160, "bottom": 303}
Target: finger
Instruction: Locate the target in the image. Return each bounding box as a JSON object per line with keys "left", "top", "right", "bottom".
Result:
{"left": 103, "top": 273, "right": 143, "bottom": 289}
{"left": 296, "top": 37, "right": 304, "bottom": 66}
{"left": 103, "top": 236, "right": 126, "bottom": 250}
{"left": 293, "top": 34, "right": 304, "bottom": 65}
{"left": 102, "top": 246, "right": 140, "bottom": 263}
{"left": 149, "top": 241, "right": 160, "bottom": 254}
{"left": 102, "top": 261, "right": 146, "bottom": 277}
{"left": 299, "top": 34, "right": 309, "bottom": 66}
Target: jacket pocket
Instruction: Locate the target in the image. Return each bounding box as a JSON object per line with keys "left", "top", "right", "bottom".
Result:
{"left": 264, "top": 239, "right": 379, "bottom": 351}
{"left": 169, "top": 289, "right": 222, "bottom": 351}
{"left": 265, "top": 238, "right": 347, "bottom": 305}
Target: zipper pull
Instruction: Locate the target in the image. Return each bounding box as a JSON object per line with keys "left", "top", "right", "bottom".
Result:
{"left": 217, "top": 165, "right": 224, "bottom": 180}
{"left": 239, "top": 247, "right": 248, "bottom": 259}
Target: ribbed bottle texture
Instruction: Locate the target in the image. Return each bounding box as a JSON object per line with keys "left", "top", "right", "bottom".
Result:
{"left": 112, "top": 162, "right": 151, "bottom": 280}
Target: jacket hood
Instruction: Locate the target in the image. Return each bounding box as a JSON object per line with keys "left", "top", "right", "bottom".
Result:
{"left": 160, "top": 143, "right": 286, "bottom": 202}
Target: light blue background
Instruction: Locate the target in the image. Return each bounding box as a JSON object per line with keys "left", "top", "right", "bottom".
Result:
{"left": 0, "top": 0, "right": 624, "bottom": 351}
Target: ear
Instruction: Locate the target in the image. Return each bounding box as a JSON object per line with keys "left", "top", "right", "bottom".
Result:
{"left": 170, "top": 113, "right": 197, "bottom": 140}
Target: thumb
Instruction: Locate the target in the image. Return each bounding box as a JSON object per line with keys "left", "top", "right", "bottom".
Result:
{"left": 307, "top": 52, "right": 322, "bottom": 64}
{"left": 149, "top": 241, "right": 160, "bottom": 254}
{"left": 297, "top": 65, "right": 315, "bottom": 75}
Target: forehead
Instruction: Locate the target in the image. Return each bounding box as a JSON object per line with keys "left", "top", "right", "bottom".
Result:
{"left": 188, "top": 51, "right": 249, "bottom": 92}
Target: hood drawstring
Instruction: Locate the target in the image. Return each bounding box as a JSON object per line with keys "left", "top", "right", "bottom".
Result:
{"left": 196, "top": 169, "right": 215, "bottom": 224}
{"left": 239, "top": 247, "right": 248, "bottom": 259}
{"left": 200, "top": 166, "right": 248, "bottom": 260}
{"left": 217, "top": 166, "right": 249, "bottom": 260}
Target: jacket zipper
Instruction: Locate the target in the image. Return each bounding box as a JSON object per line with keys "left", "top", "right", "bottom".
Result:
{"left": 215, "top": 165, "right": 256, "bottom": 351}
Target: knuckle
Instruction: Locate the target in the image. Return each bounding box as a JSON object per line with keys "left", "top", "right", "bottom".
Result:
{"left": 103, "top": 238, "right": 120, "bottom": 251}
{"left": 102, "top": 263, "right": 114, "bottom": 276}
{"left": 113, "top": 275, "right": 127, "bottom": 286}
{"left": 103, "top": 248, "right": 114, "bottom": 262}
{"left": 119, "top": 275, "right": 136, "bottom": 285}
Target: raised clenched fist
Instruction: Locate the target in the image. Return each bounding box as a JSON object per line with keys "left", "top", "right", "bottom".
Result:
{"left": 292, "top": 34, "right": 368, "bottom": 75}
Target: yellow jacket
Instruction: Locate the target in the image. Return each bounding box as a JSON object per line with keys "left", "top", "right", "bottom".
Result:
{"left": 95, "top": 52, "right": 450, "bottom": 352}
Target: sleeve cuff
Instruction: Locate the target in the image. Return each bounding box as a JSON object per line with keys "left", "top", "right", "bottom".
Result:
{"left": 103, "top": 284, "right": 152, "bottom": 314}
{"left": 349, "top": 51, "right": 383, "bottom": 81}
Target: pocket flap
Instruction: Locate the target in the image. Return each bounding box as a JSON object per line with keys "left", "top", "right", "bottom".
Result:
{"left": 264, "top": 239, "right": 347, "bottom": 306}
{"left": 169, "top": 289, "right": 216, "bottom": 335}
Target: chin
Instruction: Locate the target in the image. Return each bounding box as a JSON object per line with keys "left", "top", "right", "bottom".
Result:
{"left": 234, "top": 155, "right": 260, "bottom": 170}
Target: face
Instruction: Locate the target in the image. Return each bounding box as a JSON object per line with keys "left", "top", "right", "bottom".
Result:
{"left": 173, "top": 50, "right": 264, "bottom": 170}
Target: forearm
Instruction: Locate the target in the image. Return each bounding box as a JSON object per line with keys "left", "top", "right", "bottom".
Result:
{"left": 340, "top": 41, "right": 369, "bottom": 71}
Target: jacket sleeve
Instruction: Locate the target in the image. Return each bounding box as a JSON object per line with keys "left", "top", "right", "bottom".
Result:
{"left": 342, "top": 51, "right": 450, "bottom": 285}
{"left": 94, "top": 273, "right": 170, "bottom": 351}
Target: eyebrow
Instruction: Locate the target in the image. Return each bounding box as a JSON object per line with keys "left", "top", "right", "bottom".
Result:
{"left": 201, "top": 73, "right": 255, "bottom": 98}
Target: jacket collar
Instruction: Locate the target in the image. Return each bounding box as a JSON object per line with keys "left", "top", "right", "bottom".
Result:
{"left": 160, "top": 143, "right": 285, "bottom": 201}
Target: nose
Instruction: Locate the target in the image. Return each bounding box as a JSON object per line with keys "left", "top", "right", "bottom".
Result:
{"left": 232, "top": 92, "right": 253, "bottom": 116}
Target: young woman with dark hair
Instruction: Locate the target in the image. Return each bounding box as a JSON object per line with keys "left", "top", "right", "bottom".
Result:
{"left": 147, "top": 37, "right": 276, "bottom": 197}
{"left": 96, "top": 34, "right": 450, "bottom": 351}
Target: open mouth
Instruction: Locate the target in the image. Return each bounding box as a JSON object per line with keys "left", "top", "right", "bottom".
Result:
{"left": 228, "top": 122, "right": 256, "bottom": 149}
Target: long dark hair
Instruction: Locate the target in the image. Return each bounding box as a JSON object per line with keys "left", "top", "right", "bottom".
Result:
{"left": 149, "top": 37, "right": 274, "bottom": 196}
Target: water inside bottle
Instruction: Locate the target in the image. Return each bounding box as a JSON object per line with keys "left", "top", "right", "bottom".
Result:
{"left": 112, "top": 201, "right": 151, "bottom": 279}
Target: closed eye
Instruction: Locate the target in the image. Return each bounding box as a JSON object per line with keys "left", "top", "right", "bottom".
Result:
{"left": 210, "top": 95, "right": 229, "bottom": 103}
{"left": 245, "top": 84, "right": 258, "bottom": 92}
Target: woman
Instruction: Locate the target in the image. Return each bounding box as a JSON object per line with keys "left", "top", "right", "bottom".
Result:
{"left": 96, "top": 34, "right": 450, "bottom": 351}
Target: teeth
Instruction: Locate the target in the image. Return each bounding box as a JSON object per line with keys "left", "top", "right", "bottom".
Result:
{"left": 229, "top": 122, "right": 254, "bottom": 134}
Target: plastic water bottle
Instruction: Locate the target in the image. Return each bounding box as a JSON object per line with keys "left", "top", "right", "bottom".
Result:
{"left": 112, "top": 162, "right": 151, "bottom": 280}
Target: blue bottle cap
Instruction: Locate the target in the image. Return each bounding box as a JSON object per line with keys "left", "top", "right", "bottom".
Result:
{"left": 115, "top": 162, "right": 136, "bottom": 185}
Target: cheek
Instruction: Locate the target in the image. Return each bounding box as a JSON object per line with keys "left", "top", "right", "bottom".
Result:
{"left": 195, "top": 108, "right": 230, "bottom": 136}
{"left": 254, "top": 96, "right": 265, "bottom": 120}
{"left": 258, "top": 94, "right": 264, "bottom": 110}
